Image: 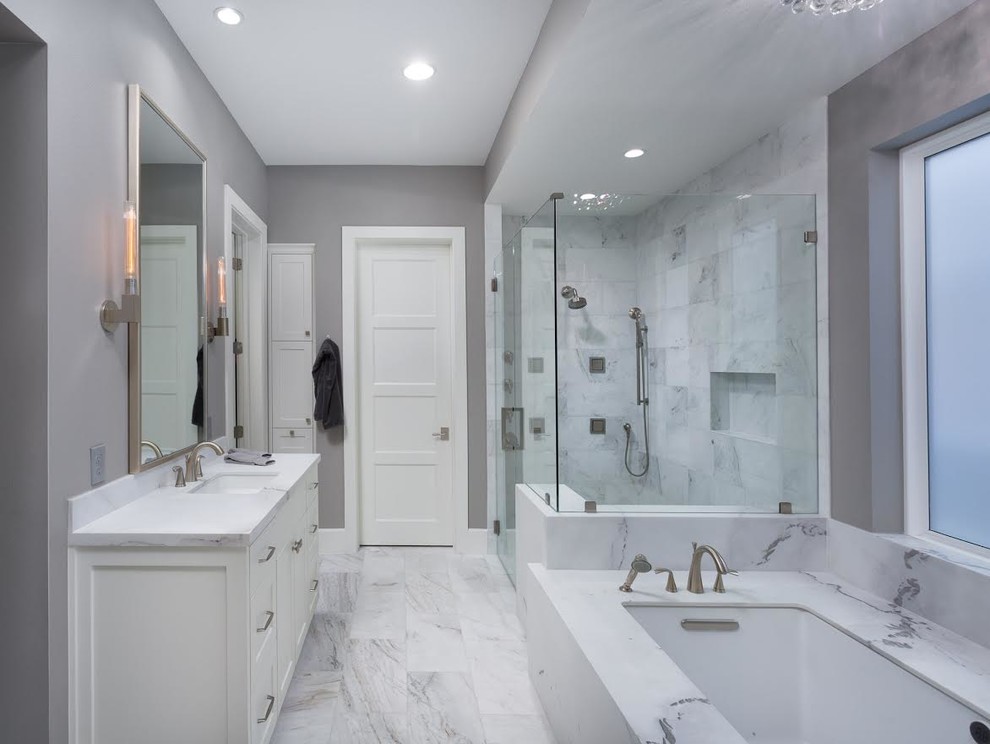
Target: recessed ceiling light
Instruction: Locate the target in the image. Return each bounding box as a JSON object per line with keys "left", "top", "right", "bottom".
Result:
{"left": 580, "top": 193, "right": 596, "bottom": 201}
{"left": 624, "top": 148, "right": 646, "bottom": 159}
{"left": 214, "top": 7, "right": 243, "bottom": 25}
{"left": 403, "top": 62, "right": 435, "bottom": 81}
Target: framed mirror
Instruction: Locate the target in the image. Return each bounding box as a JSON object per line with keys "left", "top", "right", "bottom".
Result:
{"left": 128, "top": 84, "right": 208, "bottom": 472}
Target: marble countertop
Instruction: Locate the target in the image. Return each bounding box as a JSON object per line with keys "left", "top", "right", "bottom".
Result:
{"left": 529, "top": 566, "right": 990, "bottom": 744}
{"left": 69, "top": 454, "right": 320, "bottom": 548}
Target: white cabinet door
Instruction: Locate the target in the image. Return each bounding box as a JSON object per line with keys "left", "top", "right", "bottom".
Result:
{"left": 271, "top": 342, "right": 313, "bottom": 429}
{"left": 270, "top": 253, "right": 313, "bottom": 342}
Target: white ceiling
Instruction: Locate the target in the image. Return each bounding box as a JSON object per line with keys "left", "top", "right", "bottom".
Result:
{"left": 154, "top": 0, "right": 552, "bottom": 165}
{"left": 488, "top": 0, "right": 978, "bottom": 214}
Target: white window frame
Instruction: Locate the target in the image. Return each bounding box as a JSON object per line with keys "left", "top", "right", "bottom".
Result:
{"left": 900, "top": 110, "right": 990, "bottom": 556}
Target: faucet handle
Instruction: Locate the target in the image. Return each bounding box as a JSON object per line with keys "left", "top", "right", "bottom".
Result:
{"left": 172, "top": 465, "right": 186, "bottom": 488}
{"left": 653, "top": 567, "right": 678, "bottom": 593}
{"left": 195, "top": 454, "right": 205, "bottom": 479}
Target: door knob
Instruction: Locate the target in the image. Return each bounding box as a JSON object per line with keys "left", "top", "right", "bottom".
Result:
{"left": 432, "top": 427, "right": 450, "bottom": 441}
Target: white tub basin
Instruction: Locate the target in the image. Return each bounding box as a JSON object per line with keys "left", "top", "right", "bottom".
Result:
{"left": 191, "top": 473, "right": 280, "bottom": 495}
{"left": 627, "top": 604, "right": 988, "bottom": 744}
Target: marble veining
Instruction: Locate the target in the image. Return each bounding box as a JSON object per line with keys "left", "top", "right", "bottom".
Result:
{"left": 525, "top": 566, "right": 990, "bottom": 744}
{"left": 272, "top": 547, "right": 555, "bottom": 744}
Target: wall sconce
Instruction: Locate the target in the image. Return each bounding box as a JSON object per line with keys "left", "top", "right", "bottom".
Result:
{"left": 214, "top": 257, "right": 230, "bottom": 338}
{"left": 100, "top": 201, "right": 142, "bottom": 333}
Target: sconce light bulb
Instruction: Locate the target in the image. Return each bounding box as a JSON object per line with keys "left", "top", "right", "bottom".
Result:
{"left": 123, "top": 201, "right": 138, "bottom": 295}
{"left": 217, "top": 257, "right": 227, "bottom": 309}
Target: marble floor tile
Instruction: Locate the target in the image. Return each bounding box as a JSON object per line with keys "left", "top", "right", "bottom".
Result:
{"left": 350, "top": 589, "right": 406, "bottom": 639}
{"left": 330, "top": 710, "right": 408, "bottom": 744}
{"left": 270, "top": 672, "right": 340, "bottom": 744}
{"left": 407, "top": 613, "right": 469, "bottom": 672}
{"left": 274, "top": 549, "right": 553, "bottom": 744}
{"left": 406, "top": 571, "right": 459, "bottom": 614}
{"left": 457, "top": 592, "right": 525, "bottom": 642}
{"left": 343, "top": 639, "right": 407, "bottom": 714}
{"left": 361, "top": 555, "right": 406, "bottom": 591}
{"left": 407, "top": 671, "right": 486, "bottom": 744}
{"left": 450, "top": 556, "right": 496, "bottom": 593}
{"left": 481, "top": 714, "right": 557, "bottom": 744}
{"left": 316, "top": 571, "right": 360, "bottom": 614}
{"left": 467, "top": 641, "right": 543, "bottom": 716}
{"left": 296, "top": 611, "right": 349, "bottom": 674}
{"left": 320, "top": 553, "right": 364, "bottom": 573}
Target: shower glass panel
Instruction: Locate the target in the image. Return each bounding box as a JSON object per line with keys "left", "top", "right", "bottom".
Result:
{"left": 494, "top": 197, "right": 558, "bottom": 582}
{"left": 554, "top": 193, "right": 818, "bottom": 513}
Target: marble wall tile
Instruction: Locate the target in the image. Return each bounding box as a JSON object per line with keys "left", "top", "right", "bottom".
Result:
{"left": 828, "top": 519, "right": 990, "bottom": 649}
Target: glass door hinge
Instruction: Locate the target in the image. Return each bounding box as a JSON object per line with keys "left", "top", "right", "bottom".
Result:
{"left": 804, "top": 230, "right": 818, "bottom": 244}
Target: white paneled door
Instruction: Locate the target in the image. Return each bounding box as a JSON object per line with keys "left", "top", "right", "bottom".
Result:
{"left": 357, "top": 243, "right": 454, "bottom": 546}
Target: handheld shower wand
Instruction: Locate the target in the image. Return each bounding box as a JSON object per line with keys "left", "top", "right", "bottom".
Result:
{"left": 624, "top": 307, "right": 650, "bottom": 477}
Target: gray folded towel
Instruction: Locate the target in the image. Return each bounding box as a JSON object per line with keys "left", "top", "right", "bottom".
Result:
{"left": 224, "top": 448, "right": 275, "bottom": 466}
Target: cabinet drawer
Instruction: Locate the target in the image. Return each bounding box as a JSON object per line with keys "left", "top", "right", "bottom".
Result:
{"left": 251, "top": 573, "right": 277, "bottom": 664}
{"left": 251, "top": 638, "right": 279, "bottom": 744}
{"left": 272, "top": 427, "right": 313, "bottom": 454}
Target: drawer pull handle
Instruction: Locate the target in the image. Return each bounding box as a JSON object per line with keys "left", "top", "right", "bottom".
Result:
{"left": 310, "top": 523, "right": 318, "bottom": 534}
{"left": 292, "top": 538, "right": 303, "bottom": 553}
{"left": 311, "top": 579, "right": 319, "bottom": 592}
{"left": 258, "top": 545, "right": 276, "bottom": 563}
{"left": 307, "top": 481, "right": 319, "bottom": 490}
{"left": 680, "top": 619, "right": 740, "bottom": 632}
{"left": 257, "top": 694, "right": 275, "bottom": 724}
{"left": 256, "top": 611, "right": 274, "bottom": 633}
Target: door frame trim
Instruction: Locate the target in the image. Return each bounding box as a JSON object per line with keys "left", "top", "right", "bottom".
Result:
{"left": 341, "top": 226, "right": 469, "bottom": 552}
{"left": 223, "top": 185, "right": 268, "bottom": 450}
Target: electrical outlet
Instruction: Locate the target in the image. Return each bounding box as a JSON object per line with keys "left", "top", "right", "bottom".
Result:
{"left": 90, "top": 444, "right": 106, "bottom": 486}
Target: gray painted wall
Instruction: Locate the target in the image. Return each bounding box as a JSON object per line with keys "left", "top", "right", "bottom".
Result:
{"left": 0, "top": 0, "right": 269, "bottom": 740}
{"left": 0, "top": 32, "right": 48, "bottom": 743}
{"left": 266, "top": 165, "right": 487, "bottom": 530}
{"left": 828, "top": 0, "right": 990, "bottom": 531}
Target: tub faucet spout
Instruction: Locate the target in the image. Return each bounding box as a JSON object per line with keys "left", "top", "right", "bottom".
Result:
{"left": 687, "top": 542, "right": 736, "bottom": 594}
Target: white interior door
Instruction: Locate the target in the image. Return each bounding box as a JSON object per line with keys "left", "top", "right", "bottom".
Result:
{"left": 140, "top": 225, "right": 199, "bottom": 454}
{"left": 357, "top": 243, "right": 454, "bottom": 546}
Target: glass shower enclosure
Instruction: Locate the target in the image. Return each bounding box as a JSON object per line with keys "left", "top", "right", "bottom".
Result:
{"left": 493, "top": 192, "right": 819, "bottom": 581}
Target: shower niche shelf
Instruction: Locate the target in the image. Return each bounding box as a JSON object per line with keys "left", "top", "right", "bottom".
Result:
{"left": 710, "top": 371, "right": 778, "bottom": 445}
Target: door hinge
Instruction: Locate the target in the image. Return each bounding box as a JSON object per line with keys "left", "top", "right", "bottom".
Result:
{"left": 804, "top": 230, "right": 818, "bottom": 244}
{"left": 493, "top": 519, "right": 501, "bottom": 536}
{"left": 233, "top": 425, "right": 244, "bottom": 439}
{"left": 490, "top": 277, "right": 498, "bottom": 292}
{"left": 232, "top": 257, "right": 244, "bottom": 271}
{"left": 233, "top": 340, "right": 244, "bottom": 355}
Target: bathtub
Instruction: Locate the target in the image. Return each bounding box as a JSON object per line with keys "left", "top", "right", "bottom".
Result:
{"left": 628, "top": 604, "right": 988, "bottom": 744}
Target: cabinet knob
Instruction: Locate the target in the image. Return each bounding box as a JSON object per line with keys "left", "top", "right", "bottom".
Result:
{"left": 305, "top": 330, "right": 311, "bottom": 337}
{"left": 292, "top": 538, "right": 303, "bottom": 553}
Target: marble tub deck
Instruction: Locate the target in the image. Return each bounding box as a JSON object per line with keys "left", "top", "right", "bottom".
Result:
{"left": 272, "top": 547, "right": 557, "bottom": 744}
{"left": 526, "top": 566, "right": 990, "bottom": 744}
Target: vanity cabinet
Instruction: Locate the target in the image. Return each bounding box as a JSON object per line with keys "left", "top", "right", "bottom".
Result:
{"left": 69, "top": 463, "right": 320, "bottom": 744}
{"left": 269, "top": 244, "right": 316, "bottom": 453}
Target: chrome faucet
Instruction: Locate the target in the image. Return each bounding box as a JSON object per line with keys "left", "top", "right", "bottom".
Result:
{"left": 686, "top": 542, "right": 736, "bottom": 594}
{"left": 184, "top": 441, "right": 225, "bottom": 482}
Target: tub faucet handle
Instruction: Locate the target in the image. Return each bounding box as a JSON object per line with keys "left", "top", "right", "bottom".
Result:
{"left": 653, "top": 567, "right": 678, "bottom": 593}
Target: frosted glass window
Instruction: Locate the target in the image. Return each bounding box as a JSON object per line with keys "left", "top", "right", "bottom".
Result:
{"left": 925, "top": 132, "right": 990, "bottom": 549}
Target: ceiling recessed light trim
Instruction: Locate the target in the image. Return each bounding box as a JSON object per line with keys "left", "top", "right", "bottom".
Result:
{"left": 403, "top": 62, "right": 436, "bottom": 81}
{"left": 214, "top": 7, "right": 243, "bottom": 25}
{"left": 624, "top": 148, "right": 646, "bottom": 159}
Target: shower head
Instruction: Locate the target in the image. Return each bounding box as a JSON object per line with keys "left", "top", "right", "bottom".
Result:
{"left": 560, "top": 285, "right": 588, "bottom": 310}
{"left": 619, "top": 553, "right": 653, "bottom": 592}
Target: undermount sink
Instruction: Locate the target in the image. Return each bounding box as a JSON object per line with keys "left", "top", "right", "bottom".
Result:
{"left": 191, "top": 473, "right": 280, "bottom": 495}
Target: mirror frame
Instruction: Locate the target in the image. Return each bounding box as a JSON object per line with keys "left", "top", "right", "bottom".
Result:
{"left": 128, "top": 84, "right": 209, "bottom": 473}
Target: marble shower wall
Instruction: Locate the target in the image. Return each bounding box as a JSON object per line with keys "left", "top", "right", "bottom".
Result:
{"left": 628, "top": 193, "right": 819, "bottom": 512}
